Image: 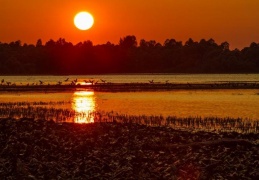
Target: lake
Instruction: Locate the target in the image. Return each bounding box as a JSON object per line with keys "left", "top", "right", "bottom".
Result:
{"left": 0, "top": 74, "right": 259, "bottom": 130}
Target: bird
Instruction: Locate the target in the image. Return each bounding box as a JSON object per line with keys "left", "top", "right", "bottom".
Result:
{"left": 149, "top": 80, "right": 154, "bottom": 84}
{"left": 89, "top": 80, "right": 95, "bottom": 85}
{"left": 39, "top": 80, "right": 44, "bottom": 85}
{"left": 71, "top": 79, "right": 78, "bottom": 85}
{"left": 64, "top": 78, "right": 69, "bottom": 82}
{"left": 100, "top": 79, "right": 106, "bottom": 83}
{"left": 57, "top": 81, "right": 62, "bottom": 85}
{"left": 6, "top": 82, "right": 11, "bottom": 86}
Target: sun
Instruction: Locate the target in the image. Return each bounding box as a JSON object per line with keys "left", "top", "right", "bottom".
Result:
{"left": 74, "top": 12, "right": 94, "bottom": 30}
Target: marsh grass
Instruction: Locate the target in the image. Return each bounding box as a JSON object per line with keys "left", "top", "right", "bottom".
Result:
{"left": 0, "top": 102, "right": 258, "bottom": 133}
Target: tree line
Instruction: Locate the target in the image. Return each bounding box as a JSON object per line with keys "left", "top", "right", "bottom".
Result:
{"left": 0, "top": 36, "right": 259, "bottom": 74}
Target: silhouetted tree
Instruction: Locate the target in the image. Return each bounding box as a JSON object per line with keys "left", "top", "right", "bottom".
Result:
{"left": 45, "top": 39, "right": 56, "bottom": 47}
{"left": 119, "top": 35, "right": 137, "bottom": 48}
{"left": 9, "top": 40, "right": 22, "bottom": 48}
{"left": 220, "top": 41, "right": 230, "bottom": 51}
{"left": 250, "top": 42, "right": 258, "bottom": 48}
{"left": 140, "top": 39, "right": 159, "bottom": 48}
{"left": 185, "top": 38, "right": 195, "bottom": 46}
{"left": 164, "top": 39, "right": 182, "bottom": 48}
{"left": 0, "top": 36, "right": 259, "bottom": 74}
{"left": 36, "top": 39, "right": 43, "bottom": 47}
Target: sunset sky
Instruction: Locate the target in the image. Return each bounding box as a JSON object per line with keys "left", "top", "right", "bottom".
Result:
{"left": 1, "top": 0, "right": 259, "bottom": 49}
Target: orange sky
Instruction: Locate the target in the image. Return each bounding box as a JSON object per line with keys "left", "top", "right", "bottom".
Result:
{"left": 1, "top": 0, "right": 259, "bottom": 49}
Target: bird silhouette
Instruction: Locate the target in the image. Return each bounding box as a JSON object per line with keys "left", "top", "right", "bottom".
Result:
{"left": 64, "top": 78, "right": 69, "bottom": 82}
{"left": 149, "top": 80, "right": 154, "bottom": 84}
{"left": 57, "top": 81, "right": 62, "bottom": 85}
{"left": 71, "top": 79, "right": 78, "bottom": 85}
{"left": 100, "top": 79, "right": 106, "bottom": 83}
{"left": 39, "top": 80, "right": 44, "bottom": 85}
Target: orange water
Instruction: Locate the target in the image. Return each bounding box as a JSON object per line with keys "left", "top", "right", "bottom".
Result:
{"left": 1, "top": 89, "right": 259, "bottom": 120}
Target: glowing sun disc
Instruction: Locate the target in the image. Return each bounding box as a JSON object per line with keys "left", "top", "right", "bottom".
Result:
{"left": 74, "top": 12, "right": 94, "bottom": 30}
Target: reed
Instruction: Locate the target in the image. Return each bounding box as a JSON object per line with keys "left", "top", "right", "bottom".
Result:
{"left": 0, "top": 102, "right": 258, "bottom": 133}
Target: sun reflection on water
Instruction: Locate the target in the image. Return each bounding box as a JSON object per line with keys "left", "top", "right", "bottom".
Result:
{"left": 72, "top": 91, "right": 95, "bottom": 123}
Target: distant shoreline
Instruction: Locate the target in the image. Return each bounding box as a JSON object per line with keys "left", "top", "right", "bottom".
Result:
{"left": 1, "top": 82, "right": 259, "bottom": 92}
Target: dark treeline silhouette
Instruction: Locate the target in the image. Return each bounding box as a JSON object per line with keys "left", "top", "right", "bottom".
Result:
{"left": 0, "top": 36, "right": 259, "bottom": 74}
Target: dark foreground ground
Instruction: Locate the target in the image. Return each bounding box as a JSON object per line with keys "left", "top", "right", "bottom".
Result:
{"left": 0, "top": 118, "right": 258, "bottom": 179}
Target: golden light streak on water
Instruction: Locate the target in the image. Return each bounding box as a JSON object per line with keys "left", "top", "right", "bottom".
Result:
{"left": 78, "top": 81, "right": 92, "bottom": 85}
{"left": 72, "top": 91, "right": 95, "bottom": 123}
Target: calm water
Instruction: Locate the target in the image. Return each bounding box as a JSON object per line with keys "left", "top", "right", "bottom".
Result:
{"left": 0, "top": 74, "right": 259, "bottom": 124}
{"left": 0, "top": 89, "right": 259, "bottom": 120}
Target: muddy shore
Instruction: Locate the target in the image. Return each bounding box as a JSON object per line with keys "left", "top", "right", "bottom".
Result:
{"left": 0, "top": 118, "right": 258, "bottom": 179}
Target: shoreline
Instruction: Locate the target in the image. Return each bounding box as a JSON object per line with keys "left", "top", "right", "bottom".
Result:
{"left": 0, "top": 118, "right": 258, "bottom": 179}
{"left": 1, "top": 82, "right": 259, "bottom": 92}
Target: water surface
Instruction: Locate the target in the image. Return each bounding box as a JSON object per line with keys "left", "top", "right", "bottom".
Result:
{"left": 1, "top": 74, "right": 259, "bottom": 128}
{"left": 1, "top": 89, "right": 259, "bottom": 120}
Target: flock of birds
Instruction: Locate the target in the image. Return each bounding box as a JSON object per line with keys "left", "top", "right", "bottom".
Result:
{"left": 0, "top": 78, "right": 109, "bottom": 86}
{"left": 0, "top": 78, "right": 162, "bottom": 87}
{"left": 1, "top": 78, "right": 258, "bottom": 89}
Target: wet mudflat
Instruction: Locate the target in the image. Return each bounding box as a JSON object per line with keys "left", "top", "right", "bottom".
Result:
{"left": 0, "top": 118, "right": 258, "bottom": 179}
